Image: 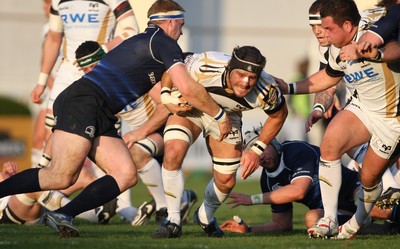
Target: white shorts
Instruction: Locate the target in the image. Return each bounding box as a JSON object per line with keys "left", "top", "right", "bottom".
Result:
{"left": 117, "top": 94, "right": 156, "bottom": 130}
{"left": 47, "top": 60, "right": 84, "bottom": 110}
{"left": 346, "top": 97, "right": 400, "bottom": 159}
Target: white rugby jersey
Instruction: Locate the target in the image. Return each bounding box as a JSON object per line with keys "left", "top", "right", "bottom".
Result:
{"left": 183, "top": 52, "right": 284, "bottom": 115}
{"left": 327, "top": 30, "right": 400, "bottom": 118}
{"left": 318, "top": 7, "right": 387, "bottom": 68}
{"left": 51, "top": 0, "right": 127, "bottom": 61}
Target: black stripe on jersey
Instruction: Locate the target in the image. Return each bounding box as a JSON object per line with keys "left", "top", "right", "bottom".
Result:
{"left": 50, "top": 5, "right": 58, "bottom": 15}
{"left": 325, "top": 64, "right": 344, "bottom": 78}
{"left": 114, "top": 1, "right": 132, "bottom": 19}
{"left": 206, "top": 86, "right": 254, "bottom": 109}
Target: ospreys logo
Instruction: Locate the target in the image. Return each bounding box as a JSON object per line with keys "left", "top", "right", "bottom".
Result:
{"left": 85, "top": 126, "right": 95, "bottom": 138}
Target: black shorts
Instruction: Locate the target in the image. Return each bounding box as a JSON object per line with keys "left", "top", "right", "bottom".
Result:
{"left": 53, "top": 78, "right": 119, "bottom": 142}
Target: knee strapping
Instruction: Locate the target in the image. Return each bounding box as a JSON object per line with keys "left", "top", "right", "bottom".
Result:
{"left": 164, "top": 125, "right": 193, "bottom": 144}
{"left": 15, "top": 194, "right": 36, "bottom": 206}
{"left": 212, "top": 157, "right": 241, "bottom": 175}
{"left": 135, "top": 138, "right": 159, "bottom": 156}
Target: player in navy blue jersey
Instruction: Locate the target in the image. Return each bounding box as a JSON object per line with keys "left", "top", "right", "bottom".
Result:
{"left": 357, "top": 3, "right": 400, "bottom": 48}
{"left": 0, "top": 0, "right": 230, "bottom": 238}
{"left": 220, "top": 126, "right": 400, "bottom": 234}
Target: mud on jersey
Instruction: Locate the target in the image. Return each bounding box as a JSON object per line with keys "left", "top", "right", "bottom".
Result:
{"left": 183, "top": 51, "right": 285, "bottom": 115}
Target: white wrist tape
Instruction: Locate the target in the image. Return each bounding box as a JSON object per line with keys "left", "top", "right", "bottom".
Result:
{"left": 313, "top": 103, "right": 326, "bottom": 114}
{"left": 251, "top": 193, "right": 264, "bottom": 204}
{"left": 251, "top": 140, "right": 267, "bottom": 156}
{"left": 213, "top": 108, "right": 226, "bottom": 121}
{"left": 38, "top": 72, "right": 49, "bottom": 86}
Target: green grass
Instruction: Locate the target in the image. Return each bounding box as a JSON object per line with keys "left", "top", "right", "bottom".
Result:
{"left": 0, "top": 170, "right": 399, "bottom": 249}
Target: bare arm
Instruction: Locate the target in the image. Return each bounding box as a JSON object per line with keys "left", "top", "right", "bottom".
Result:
{"left": 31, "top": 29, "right": 63, "bottom": 104}
{"left": 240, "top": 103, "right": 288, "bottom": 180}
{"left": 341, "top": 40, "right": 400, "bottom": 62}
{"left": 122, "top": 83, "right": 170, "bottom": 149}
{"left": 274, "top": 69, "right": 341, "bottom": 95}
{"left": 225, "top": 177, "right": 312, "bottom": 207}
{"left": 168, "top": 64, "right": 232, "bottom": 141}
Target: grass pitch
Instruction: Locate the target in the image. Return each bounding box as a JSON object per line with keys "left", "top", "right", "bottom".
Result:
{"left": 0, "top": 170, "right": 399, "bottom": 249}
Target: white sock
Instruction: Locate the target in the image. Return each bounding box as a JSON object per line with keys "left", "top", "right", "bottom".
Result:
{"left": 116, "top": 189, "right": 136, "bottom": 222}
{"left": 198, "top": 179, "right": 228, "bottom": 224}
{"left": 138, "top": 158, "right": 167, "bottom": 210}
{"left": 162, "top": 166, "right": 184, "bottom": 225}
{"left": 319, "top": 158, "right": 341, "bottom": 222}
{"left": 76, "top": 210, "right": 99, "bottom": 223}
{"left": 352, "top": 182, "right": 383, "bottom": 228}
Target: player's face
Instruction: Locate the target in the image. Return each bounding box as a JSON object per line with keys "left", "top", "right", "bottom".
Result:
{"left": 227, "top": 69, "right": 257, "bottom": 97}
{"left": 321, "top": 16, "right": 349, "bottom": 48}
{"left": 259, "top": 145, "right": 278, "bottom": 170}
{"left": 310, "top": 23, "right": 329, "bottom": 47}
{"left": 168, "top": 19, "right": 185, "bottom": 41}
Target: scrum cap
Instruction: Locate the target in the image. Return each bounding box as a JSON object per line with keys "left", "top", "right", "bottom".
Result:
{"left": 228, "top": 46, "right": 266, "bottom": 79}
{"left": 243, "top": 125, "right": 282, "bottom": 156}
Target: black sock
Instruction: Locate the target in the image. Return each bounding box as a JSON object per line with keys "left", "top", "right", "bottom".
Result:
{"left": 0, "top": 168, "right": 41, "bottom": 197}
{"left": 57, "top": 175, "right": 121, "bottom": 217}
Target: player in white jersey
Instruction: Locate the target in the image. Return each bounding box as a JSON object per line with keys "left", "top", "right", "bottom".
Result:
{"left": 275, "top": 0, "right": 400, "bottom": 239}
{"left": 152, "top": 46, "right": 288, "bottom": 238}
{"left": 29, "top": 0, "right": 139, "bottom": 222}
{"left": 306, "top": 0, "right": 388, "bottom": 133}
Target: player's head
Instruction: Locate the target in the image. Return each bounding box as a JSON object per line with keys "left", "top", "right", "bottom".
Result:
{"left": 75, "top": 41, "right": 106, "bottom": 74}
{"left": 225, "top": 46, "right": 266, "bottom": 97}
{"left": 147, "top": 0, "right": 185, "bottom": 41}
{"left": 320, "top": 0, "right": 360, "bottom": 47}
{"left": 309, "top": 0, "right": 330, "bottom": 47}
{"left": 243, "top": 125, "right": 282, "bottom": 169}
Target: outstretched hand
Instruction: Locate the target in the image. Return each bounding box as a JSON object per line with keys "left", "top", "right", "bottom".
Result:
{"left": 220, "top": 220, "right": 248, "bottom": 233}
{"left": 225, "top": 192, "right": 253, "bottom": 208}
{"left": 239, "top": 150, "right": 260, "bottom": 180}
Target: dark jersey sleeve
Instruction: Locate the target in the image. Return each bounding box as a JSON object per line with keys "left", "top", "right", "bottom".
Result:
{"left": 369, "top": 4, "right": 400, "bottom": 43}
{"left": 151, "top": 33, "right": 184, "bottom": 70}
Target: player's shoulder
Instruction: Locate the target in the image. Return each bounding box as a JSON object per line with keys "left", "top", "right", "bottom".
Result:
{"left": 359, "top": 7, "right": 387, "bottom": 31}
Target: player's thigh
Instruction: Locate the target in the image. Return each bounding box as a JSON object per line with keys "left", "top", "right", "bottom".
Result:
{"left": 320, "top": 109, "right": 369, "bottom": 159}
{"left": 90, "top": 135, "right": 137, "bottom": 190}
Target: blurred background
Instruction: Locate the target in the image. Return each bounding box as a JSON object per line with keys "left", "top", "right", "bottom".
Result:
{"left": 0, "top": 0, "right": 378, "bottom": 172}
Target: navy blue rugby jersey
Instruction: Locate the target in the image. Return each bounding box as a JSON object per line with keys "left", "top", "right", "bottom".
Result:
{"left": 260, "top": 140, "right": 359, "bottom": 214}
{"left": 84, "top": 24, "right": 184, "bottom": 113}
{"left": 260, "top": 141, "right": 321, "bottom": 213}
